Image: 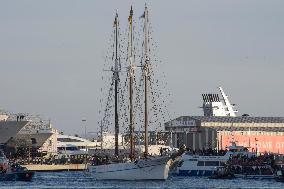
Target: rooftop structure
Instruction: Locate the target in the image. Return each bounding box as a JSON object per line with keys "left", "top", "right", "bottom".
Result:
{"left": 165, "top": 116, "right": 284, "bottom": 132}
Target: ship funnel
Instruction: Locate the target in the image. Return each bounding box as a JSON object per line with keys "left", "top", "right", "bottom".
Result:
{"left": 202, "top": 87, "right": 237, "bottom": 117}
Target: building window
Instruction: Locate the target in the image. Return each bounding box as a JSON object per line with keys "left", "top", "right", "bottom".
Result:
{"left": 57, "top": 138, "right": 82, "bottom": 142}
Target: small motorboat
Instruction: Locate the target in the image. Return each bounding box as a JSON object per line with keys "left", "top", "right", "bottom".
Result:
{"left": 0, "top": 150, "right": 34, "bottom": 181}
{"left": 1, "top": 170, "right": 35, "bottom": 181}
{"left": 1, "top": 163, "right": 35, "bottom": 181}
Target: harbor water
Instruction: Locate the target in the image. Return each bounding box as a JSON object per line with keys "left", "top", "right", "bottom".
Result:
{"left": 1, "top": 172, "right": 284, "bottom": 189}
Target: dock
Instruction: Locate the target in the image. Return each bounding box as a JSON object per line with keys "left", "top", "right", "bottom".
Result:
{"left": 22, "top": 164, "right": 87, "bottom": 172}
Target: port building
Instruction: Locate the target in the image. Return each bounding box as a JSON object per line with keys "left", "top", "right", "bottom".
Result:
{"left": 165, "top": 116, "right": 284, "bottom": 154}
{"left": 165, "top": 87, "right": 284, "bottom": 154}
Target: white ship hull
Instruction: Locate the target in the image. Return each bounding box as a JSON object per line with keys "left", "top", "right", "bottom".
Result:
{"left": 88, "top": 156, "right": 170, "bottom": 180}
{"left": 0, "top": 121, "right": 29, "bottom": 144}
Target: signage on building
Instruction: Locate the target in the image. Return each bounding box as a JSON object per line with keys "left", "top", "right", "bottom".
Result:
{"left": 173, "top": 127, "right": 199, "bottom": 132}
{"left": 170, "top": 120, "right": 196, "bottom": 127}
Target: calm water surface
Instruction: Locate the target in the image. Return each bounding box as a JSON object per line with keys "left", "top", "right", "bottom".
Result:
{"left": 1, "top": 171, "right": 284, "bottom": 188}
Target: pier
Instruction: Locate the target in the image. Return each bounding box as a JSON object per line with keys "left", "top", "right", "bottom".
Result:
{"left": 23, "top": 164, "right": 86, "bottom": 172}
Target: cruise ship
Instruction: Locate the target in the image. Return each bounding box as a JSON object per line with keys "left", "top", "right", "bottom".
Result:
{"left": 0, "top": 112, "right": 29, "bottom": 145}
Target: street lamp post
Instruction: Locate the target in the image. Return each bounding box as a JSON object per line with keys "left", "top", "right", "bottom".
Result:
{"left": 82, "top": 119, "right": 87, "bottom": 171}
{"left": 82, "top": 119, "right": 87, "bottom": 151}
{"left": 82, "top": 119, "right": 87, "bottom": 138}
{"left": 82, "top": 119, "right": 88, "bottom": 170}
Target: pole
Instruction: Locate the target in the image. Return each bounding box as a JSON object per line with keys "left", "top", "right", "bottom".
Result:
{"left": 114, "top": 12, "right": 119, "bottom": 157}
{"left": 100, "top": 120, "right": 103, "bottom": 150}
{"left": 143, "top": 4, "right": 149, "bottom": 157}
{"left": 82, "top": 119, "right": 87, "bottom": 170}
{"left": 82, "top": 119, "right": 87, "bottom": 150}
{"left": 170, "top": 128, "right": 173, "bottom": 147}
{"left": 128, "top": 6, "right": 135, "bottom": 160}
{"left": 144, "top": 71, "right": 148, "bottom": 156}
{"left": 130, "top": 73, "right": 134, "bottom": 159}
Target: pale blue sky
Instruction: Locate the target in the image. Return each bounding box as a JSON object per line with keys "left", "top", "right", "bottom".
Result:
{"left": 0, "top": 0, "right": 283, "bottom": 135}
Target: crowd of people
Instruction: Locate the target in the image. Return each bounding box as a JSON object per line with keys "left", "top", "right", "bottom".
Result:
{"left": 183, "top": 147, "right": 228, "bottom": 156}
{"left": 227, "top": 153, "right": 276, "bottom": 175}
{"left": 228, "top": 153, "right": 275, "bottom": 167}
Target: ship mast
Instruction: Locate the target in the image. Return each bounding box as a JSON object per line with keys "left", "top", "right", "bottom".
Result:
{"left": 113, "top": 12, "right": 120, "bottom": 157}
{"left": 128, "top": 6, "right": 135, "bottom": 160}
{"left": 142, "top": 4, "right": 149, "bottom": 157}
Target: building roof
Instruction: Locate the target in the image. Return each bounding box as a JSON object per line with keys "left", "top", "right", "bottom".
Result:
{"left": 173, "top": 116, "right": 284, "bottom": 123}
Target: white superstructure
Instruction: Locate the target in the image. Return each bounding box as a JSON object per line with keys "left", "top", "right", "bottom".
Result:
{"left": 57, "top": 134, "right": 99, "bottom": 155}
{"left": 202, "top": 87, "right": 237, "bottom": 117}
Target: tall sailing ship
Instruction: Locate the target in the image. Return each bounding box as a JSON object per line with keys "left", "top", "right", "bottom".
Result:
{"left": 88, "top": 5, "right": 170, "bottom": 180}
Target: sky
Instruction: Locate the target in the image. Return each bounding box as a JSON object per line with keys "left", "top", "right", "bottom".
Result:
{"left": 0, "top": 0, "right": 283, "bottom": 135}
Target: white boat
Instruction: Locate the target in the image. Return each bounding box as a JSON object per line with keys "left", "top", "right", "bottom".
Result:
{"left": 88, "top": 5, "right": 170, "bottom": 180}
{"left": 176, "top": 142, "right": 254, "bottom": 176}
{"left": 176, "top": 153, "right": 229, "bottom": 176}
{"left": 90, "top": 156, "right": 170, "bottom": 180}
